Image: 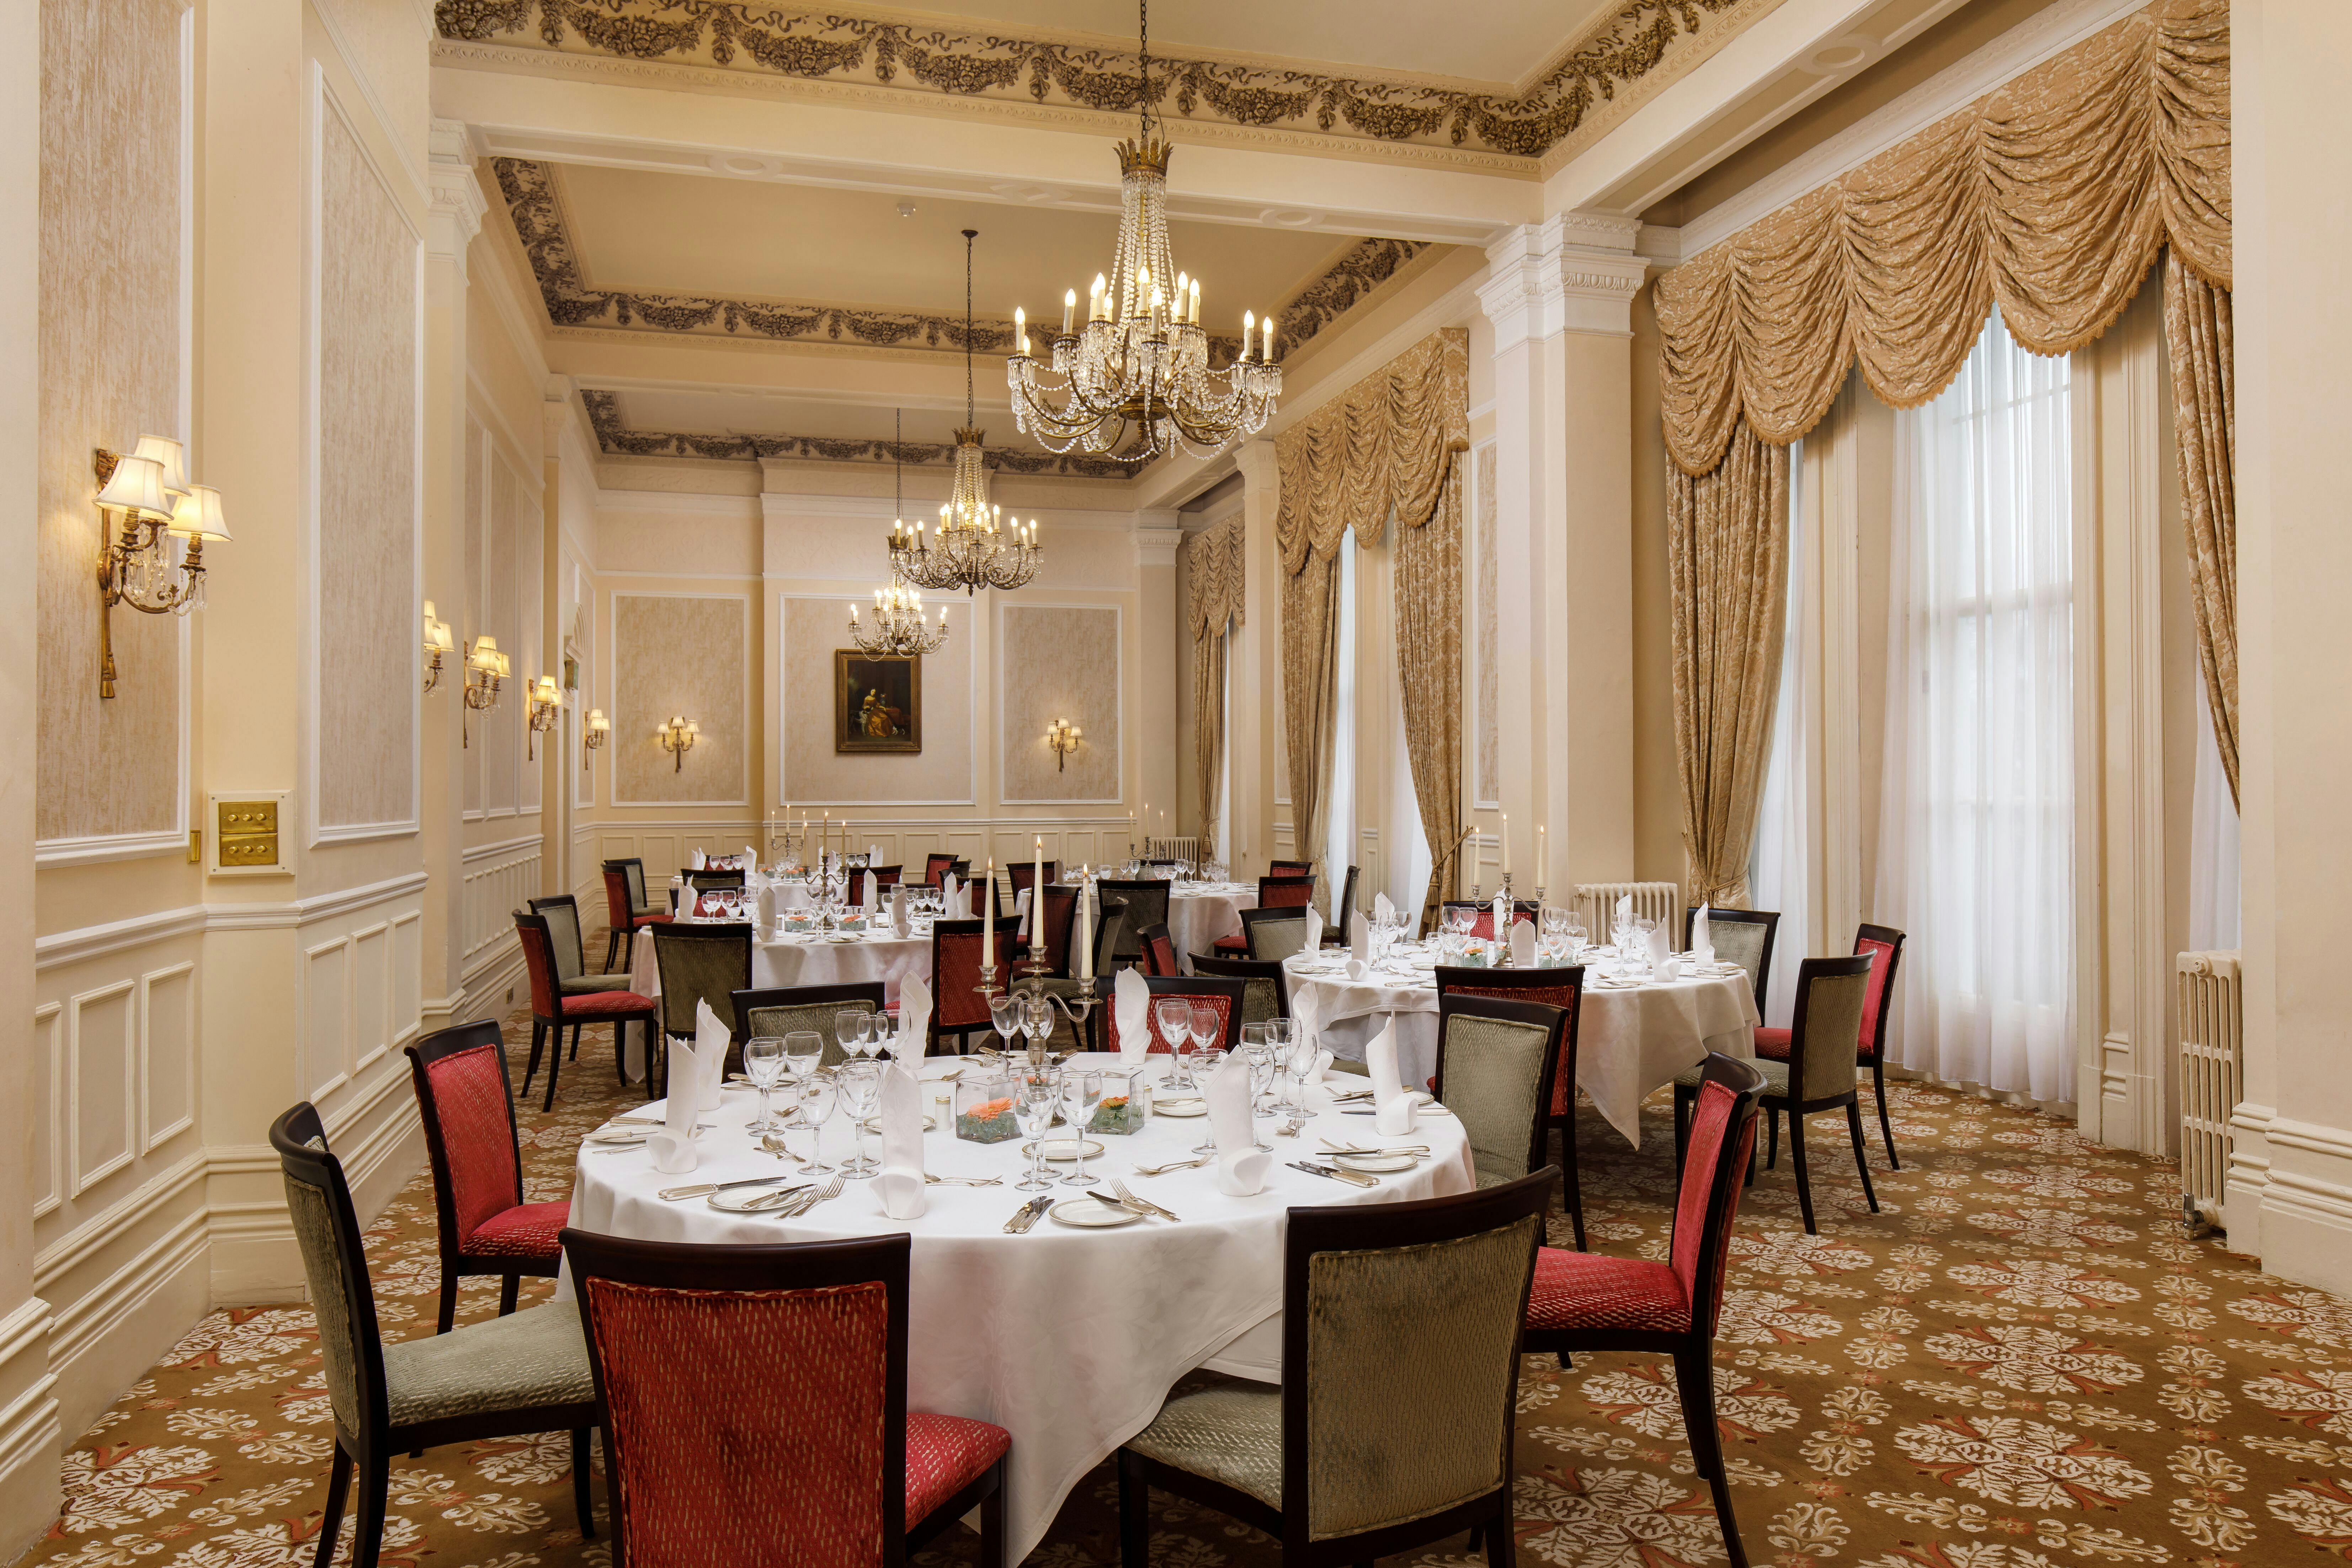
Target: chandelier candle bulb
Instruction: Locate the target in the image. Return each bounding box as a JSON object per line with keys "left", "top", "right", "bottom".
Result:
{"left": 1241, "top": 310, "right": 1254, "bottom": 361}
{"left": 1061, "top": 290, "right": 1075, "bottom": 335}
{"left": 1263, "top": 315, "right": 1274, "bottom": 360}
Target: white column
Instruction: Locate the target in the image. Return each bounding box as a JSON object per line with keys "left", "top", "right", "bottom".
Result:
{"left": 1134, "top": 515, "right": 1181, "bottom": 853}
{"left": 419, "top": 121, "right": 488, "bottom": 1032}
{"left": 1476, "top": 215, "right": 1648, "bottom": 899}
{"left": 1229, "top": 441, "right": 1281, "bottom": 878}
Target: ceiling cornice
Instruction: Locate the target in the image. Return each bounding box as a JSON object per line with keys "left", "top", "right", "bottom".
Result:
{"left": 433, "top": 0, "right": 1766, "bottom": 164}
{"left": 491, "top": 156, "right": 1429, "bottom": 363}
{"left": 581, "top": 387, "right": 1150, "bottom": 476}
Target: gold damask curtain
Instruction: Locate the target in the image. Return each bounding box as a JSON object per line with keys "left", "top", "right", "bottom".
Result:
{"left": 1654, "top": 0, "right": 2234, "bottom": 884}
{"left": 1183, "top": 516, "right": 1245, "bottom": 856}
{"left": 1275, "top": 329, "right": 1469, "bottom": 910}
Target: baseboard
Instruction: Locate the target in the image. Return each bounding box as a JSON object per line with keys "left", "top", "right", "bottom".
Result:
{"left": 2257, "top": 1113, "right": 2352, "bottom": 1294}
{"left": 0, "top": 1298, "right": 59, "bottom": 1566}
{"left": 45, "top": 1208, "right": 210, "bottom": 1450}
{"left": 459, "top": 939, "right": 528, "bottom": 1031}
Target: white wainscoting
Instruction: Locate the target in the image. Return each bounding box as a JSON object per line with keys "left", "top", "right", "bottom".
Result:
{"left": 591, "top": 815, "right": 1145, "bottom": 885}
{"left": 461, "top": 833, "right": 542, "bottom": 1021}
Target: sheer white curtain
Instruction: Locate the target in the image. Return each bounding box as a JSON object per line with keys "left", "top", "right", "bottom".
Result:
{"left": 2188, "top": 677, "right": 2240, "bottom": 952}
{"left": 1749, "top": 441, "right": 1808, "bottom": 1028}
{"left": 1874, "top": 309, "right": 2076, "bottom": 1107}
{"left": 1326, "top": 541, "right": 1358, "bottom": 910}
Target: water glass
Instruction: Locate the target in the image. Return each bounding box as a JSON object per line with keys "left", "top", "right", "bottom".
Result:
{"left": 837, "top": 1061, "right": 882, "bottom": 1176}
{"left": 796, "top": 1074, "right": 837, "bottom": 1173}
{"left": 1022, "top": 991, "right": 1055, "bottom": 1058}
{"left": 1190, "top": 1048, "right": 1226, "bottom": 1155}
{"left": 1153, "top": 998, "right": 1193, "bottom": 1085}
{"left": 990, "top": 994, "right": 1023, "bottom": 1055}
{"left": 743, "top": 1036, "right": 786, "bottom": 1133}
{"left": 1059, "top": 1070, "right": 1104, "bottom": 1186}
{"left": 1012, "top": 1069, "right": 1060, "bottom": 1191}
{"left": 836, "top": 1009, "right": 869, "bottom": 1063}
{"left": 783, "top": 1030, "right": 824, "bottom": 1088}
{"left": 1286, "top": 1032, "right": 1321, "bottom": 1118}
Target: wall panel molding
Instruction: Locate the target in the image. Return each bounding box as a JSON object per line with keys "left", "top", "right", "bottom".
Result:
{"left": 612, "top": 590, "right": 751, "bottom": 807}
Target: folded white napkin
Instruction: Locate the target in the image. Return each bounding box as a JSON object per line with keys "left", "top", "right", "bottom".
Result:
{"left": 1367, "top": 1016, "right": 1418, "bottom": 1136}
{"left": 692, "top": 999, "right": 729, "bottom": 1110}
{"left": 1660, "top": 954, "right": 1684, "bottom": 982}
{"left": 1291, "top": 984, "right": 1320, "bottom": 1055}
{"left": 1693, "top": 903, "right": 1714, "bottom": 965}
{"left": 868, "top": 843, "right": 882, "bottom": 866}
{"left": 649, "top": 1003, "right": 730, "bottom": 1172}
{"left": 1646, "top": 921, "right": 1673, "bottom": 969}
{"left": 891, "top": 887, "right": 911, "bottom": 939}
{"left": 689, "top": 847, "right": 705, "bottom": 870}
{"left": 1114, "top": 968, "right": 1151, "bottom": 1067}
{"left": 1373, "top": 891, "right": 1395, "bottom": 926}
{"left": 1206, "top": 1055, "right": 1270, "bottom": 1195}
{"left": 896, "top": 974, "right": 931, "bottom": 1058}
{"left": 1614, "top": 893, "right": 1634, "bottom": 946}
{"left": 861, "top": 874, "right": 877, "bottom": 915}
{"left": 757, "top": 881, "right": 778, "bottom": 932}
{"left": 1510, "top": 918, "right": 1538, "bottom": 968}
{"left": 1304, "top": 904, "right": 1324, "bottom": 951}
{"left": 1350, "top": 910, "right": 1370, "bottom": 967}
{"left": 872, "top": 1062, "right": 927, "bottom": 1219}
{"left": 1491, "top": 892, "right": 1508, "bottom": 938}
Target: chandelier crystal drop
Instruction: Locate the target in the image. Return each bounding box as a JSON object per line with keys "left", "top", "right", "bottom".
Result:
{"left": 1006, "top": 0, "right": 1280, "bottom": 463}
{"left": 889, "top": 230, "right": 1043, "bottom": 594}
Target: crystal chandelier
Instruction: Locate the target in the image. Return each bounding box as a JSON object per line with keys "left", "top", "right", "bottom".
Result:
{"left": 888, "top": 230, "right": 1042, "bottom": 595}
{"left": 853, "top": 412, "right": 952, "bottom": 654}
{"left": 1005, "top": 0, "right": 1281, "bottom": 463}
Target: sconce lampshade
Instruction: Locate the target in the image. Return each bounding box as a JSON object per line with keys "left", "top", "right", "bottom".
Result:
{"left": 95, "top": 454, "right": 176, "bottom": 521}
{"left": 587, "top": 707, "right": 610, "bottom": 733}
{"left": 532, "top": 675, "right": 562, "bottom": 706}
{"left": 469, "top": 634, "right": 500, "bottom": 671}
{"left": 166, "top": 484, "right": 232, "bottom": 542}
{"left": 130, "top": 434, "right": 189, "bottom": 495}
{"left": 427, "top": 619, "right": 453, "bottom": 653}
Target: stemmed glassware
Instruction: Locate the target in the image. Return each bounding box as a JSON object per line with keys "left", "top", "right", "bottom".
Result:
{"left": 1263, "top": 1018, "right": 1293, "bottom": 1115}
{"left": 795, "top": 1072, "right": 837, "bottom": 1173}
{"left": 1285, "top": 1030, "right": 1321, "bottom": 1118}
{"left": 1191, "top": 1047, "right": 1226, "bottom": 1157}
{"left": 1059, "top": 1069, "right": 1103, "bottom": 1187}
{"left": 837, "top": 1060, "right": 883, "bottom": 1176}
{"left": 743, "top": 1036, "right": 786, "bottom": 1133}
{"left": 836, "top": 1009, "right": 871, "bottom": 1063}
{"left": 1012, "top": 1069, "right": 1059, "bottom": 1192}
{"left": 1022, "top": 990, "right": 1054, "bottom": 1062}
{"left": 1188, "top": 1000, "right": 1220, "bottom": 1066}
{"left": 990, "top": 994, "right": 1023, "bottom": 1057}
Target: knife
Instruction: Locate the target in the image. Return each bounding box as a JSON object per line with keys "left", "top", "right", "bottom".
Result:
{"left": 1004, "top": 1195, "right": 1052, "bottom": 1233}
{"left": 1288, "top": 1160, "right": 1379, "bottom": 1188}
{"left": 659, "top": 1175, "right": 795, "bottom": 1201}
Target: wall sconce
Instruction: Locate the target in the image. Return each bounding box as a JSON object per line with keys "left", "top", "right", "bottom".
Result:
{"left": 526, "top": 675, "right": 562, "bottom": 760}
{"left": 92, "top": 436, "right": 231, "bottom": 698}
{"left": 1046, "top": 716, "right": 1083, "bottom": 771}
{"left": 659, "top": 715, "right": 699, "bottom": 772}
{"left": 421, "top": 600, "right": 454, "bottom": 693}
{"left": 583, "top": 707, "right": 610, "bottom": 770}
{"left": 461, "top": 634, "right": 508, "bottom": 748}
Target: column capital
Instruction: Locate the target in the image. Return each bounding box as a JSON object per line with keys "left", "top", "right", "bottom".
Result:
{"left": 1231, "top": 437, "right": 1279, "bottom": 489}
{"left": 1134, "top": 512, "right": 1182, "bottom": 569}
{"left": 1477, "top": 212, "right": 1649, "bottom": 351}
{"left": 427, "top": 119, "right": 489, "bottom": 261}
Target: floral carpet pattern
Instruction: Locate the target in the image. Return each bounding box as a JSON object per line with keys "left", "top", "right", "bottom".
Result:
{"left": 18, "top": 991, "right": 2352, "bottom": 1568}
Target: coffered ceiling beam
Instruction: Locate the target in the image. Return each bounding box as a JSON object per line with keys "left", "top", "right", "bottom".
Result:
{"left": 432, "top": 63, "right": 1538, "bottom": 248}
{"left": 1541, "top": 0, "right": 1976, "bottom": 221}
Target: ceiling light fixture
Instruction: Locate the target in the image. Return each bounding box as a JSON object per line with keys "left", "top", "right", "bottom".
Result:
{"left": 1005, "top": 0, "right": 1281, "bottom": 464}
{"left": 852, "top": 411, "right": 952, "bottom": 655}
{"left": 887, "top": 230, "right": 1042, "bottom": 595}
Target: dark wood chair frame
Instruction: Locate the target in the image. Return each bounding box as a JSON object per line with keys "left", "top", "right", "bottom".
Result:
{"left": 1268, "top": 859, "right": 1314, "bottom": 876}
{"left": 1085, "top": 973, "right": 1247, "bottom": 1052}
{"left": 1135, "top": 921, "right": 1181, "bottom": 977}
{"left": 925, "top": 917, "right": 1026, "bottom": 1053}
{"left": 1674, "top": 953, "right": 1877, "bottom": 1235}
{"left": 1236, "top": 904, "right": 1313, "bottom": 962}
{"left": 1526, "top": 1054, "right": 1766, "bottom": 1568}
{"left": 1684, "top": 904, "right": 1782, "bottom": 1012}
{"left": 1326, "top": 864, "right": 1358, "bottom": 945}
{"left": 527, "top": 893, "right": 622, "bottom": 1069}
{"left": 1434, "top": 963, "right": 1590, "bottom": 1250}
{"left": 1435, "top": 993, "right": 1570, "bottom": 1196}
{"left": 1118, "top": 1169, "right": 1554, "bottom": 1568}
{"left": 601, "top": 857, "right": 667, "bottom": 971}
{"left": 517, "top": 911, "right": 656, "bottom": 1110}
{"left": 559, "top": 1228, "right": 1002, "bottom": 1568}
{"left": 404, "top": 1020, "right": 558, "bottom": 1334}
{"left": 271, "top": 1103, "right": 594, "bottom": 1568}
{"left": 1853, "top": 923, "right": 1909, "bottom": 1168}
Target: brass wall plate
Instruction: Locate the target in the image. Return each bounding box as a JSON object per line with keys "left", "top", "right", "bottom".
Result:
{"left": 208, "top": 792, "right": 292, "bottom": 876}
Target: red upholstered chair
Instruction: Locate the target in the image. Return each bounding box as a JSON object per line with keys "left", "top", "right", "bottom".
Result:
{"left": 926, "top": 917, "right": 1023, "bottom": 1052}
{"left": 1136, "top": 922, "right": 1180, "bottom": 977}
{"left": 601, "top": 858, "right": 673, "bottom": 971}
{"left": 561, "top": 1228, "right": 1007, "bottom": 1568}
{"left": 517, "top": 913, "right": 658, "bottom": 1111}
{"left": 1029, "top": 884, "right": 1081, "bottom": 977}
{"left": 1268, "top": 859, "right": 1313, "bottom": 876}
{"left": 1523, "top": 1053, "right": 1767, "bottom": 1568}
{"left": 924, "top": 852, "right": 967, "bottom": 888}
{"left": 1212, "top": 874, "right": 1314, "bottom": 955}
{"left": 1753, "top": 923, "right": 1906, "bottom": 1168}
{"left": 405, "top": 1021, "right": 569, "bottom": 1335}
{"left": 1436, "top": 964, "right": 1589, "bottom": 1249}
{"left": 1090, "top": 974, "right": 1244, "bottom": 1052}
{"left": 1442, "top": 899, "right": 1540, "bottom": 942}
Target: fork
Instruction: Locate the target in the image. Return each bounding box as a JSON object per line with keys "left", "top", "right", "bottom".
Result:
{"left": 789, "top": 1176, "right": 846, "bottom": 1214}
{"left": 1134, "top": 1155, "right": 1212, "bottom": 1176}
{"left": 926, "top": 1173, "right": 1003, "bottom": 1186}
{"left": 1112, "top": 1177, "right": 1178, "bottom": 1222}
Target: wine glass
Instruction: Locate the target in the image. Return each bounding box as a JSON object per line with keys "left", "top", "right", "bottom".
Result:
{"left": 1191, "top": 1048, "right": 1226, "bottom": 1156}
{"left": 1285, "top": 1031, "right": 1321, "bottom": 1119}
{"left": 1022, "top": 991, "right": 1055, "bottom": 1058}
{"left": 1012, "top": 1069, "right": 1059, "bottom": 1192}
{"left": 1245, "top": 1045, "right": 1279, "bottom": 1147}
{"left": 836, "top": 1060, "right": 882, "bottom": 1176}
{"left": 836, "top": 1009, "right": 870, "bottom": 1064}
{"left": 796, "top": 1073, "right": 837, "bottom": 1173}
{"left": 1153, "top": 998, "right": 1193, "bottom": 1087}
{"left": 990, "top": 994, "right": 1022, "bottom": 1056}
{"left": 743, "top": 1036, "right": 786, "bottom": 1134}
{"left": 1188, "top": 1000, "right": 1220, "bottom": 1063}
{"left": 783, "top": 1029, "right": 824, "bottom": 1089}
{"left": 1059, "top": 1069, "right": 1103, "bottom": 1187}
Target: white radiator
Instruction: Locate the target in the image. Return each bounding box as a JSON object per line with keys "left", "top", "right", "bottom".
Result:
{"left": 2177, "top": 950, "right": 2243, "bottom": 1229}
{"left": 1144, "top": 836, "right": 1203, "bottom": 863}
{"left": 1573, "top": 881, "right": 1682, "bottom": 934}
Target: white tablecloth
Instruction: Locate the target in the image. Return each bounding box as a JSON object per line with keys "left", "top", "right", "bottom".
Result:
{"left": 620, "top": 924, "right": 935, "bottom": 1079}
{"left": 1281, "top": 950, "right": 1759, "bottom": 1147}
{"left": 561, "top": 1056, "right": 1473, "bottom": 1561}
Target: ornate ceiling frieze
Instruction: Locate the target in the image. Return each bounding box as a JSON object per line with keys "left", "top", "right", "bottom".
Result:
{"left": 438, "top": 0, "right": 1757, "bottom": 161}
{"left": 492, "top": 158, "right": 1428, "bottom": 363}
{"left": 580, "top": 388, "right": 1148, "bottom": 476}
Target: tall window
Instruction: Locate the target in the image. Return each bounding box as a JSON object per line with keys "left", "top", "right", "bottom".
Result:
{"left": 1326, "top": 541, "right": 1358, "bottom": 898}
{"left": 1878, "top": 309, "right": 2076, "bottom": 1105}
{"left": 1749, "top": 441, "right": 1807, "bottom": 1028}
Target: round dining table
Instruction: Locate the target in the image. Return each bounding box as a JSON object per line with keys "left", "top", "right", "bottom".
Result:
{"left": 560, "top": 1053, "right": 1474, "bottom": 1562}
{"left": 1282, "top": 944, "right": 1760, "bottom": 1148}
{"left": 620, "top": 918, "right": 935, "bottom": 1079}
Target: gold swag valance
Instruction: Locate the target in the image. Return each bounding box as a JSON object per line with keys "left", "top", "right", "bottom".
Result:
{"left": 1274, "top": 329, "right": 1470, "bottom": 572}
{"left": 1183, "top": 513, "right": 1245, "bottom": 637}
{"left": 1654, "top": 0, "right": 2229, "bottom": 477}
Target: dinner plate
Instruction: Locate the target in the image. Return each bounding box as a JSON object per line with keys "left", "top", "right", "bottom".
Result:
{"left": 582, "top": 1129, "right": 650, "bottom": 1146}
{"left": 707, "top": 1186, "right": 806, "bottom": 1214}
{"left": 1334, "top": 1151, "right": 1420, "bottom": 1174}
{"left": 855, "top": 1116, "right": 936, "bottom": 1132}
{"left": 1048, "top": 1198, "right": 1144, "bottom": 1228}
{"left": 1153, "top": 1098, "right": 1207, "bottom": 1118}
{"left": 1021, "top": 1138, "right": 1105, "bottom": 1162}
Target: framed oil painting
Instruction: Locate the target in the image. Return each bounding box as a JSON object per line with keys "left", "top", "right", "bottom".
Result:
{"left": 835, "top": 651, "right": 922, "bottom": 753}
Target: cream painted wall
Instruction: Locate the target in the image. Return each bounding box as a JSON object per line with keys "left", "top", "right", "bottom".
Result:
{"left": 781, "top": 594, "right": 975, "bottom": 806}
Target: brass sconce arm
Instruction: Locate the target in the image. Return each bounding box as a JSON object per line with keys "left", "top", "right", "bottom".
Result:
{"left": 91, "top": 443, "right": 230, "bottom": 699}
{"left": 1046, "top": 717, "right": 1083, "bottom": 772}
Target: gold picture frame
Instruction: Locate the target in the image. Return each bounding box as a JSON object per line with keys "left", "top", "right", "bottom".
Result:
{"left": 835, "top": 651, "right": 922, "bottom": 753}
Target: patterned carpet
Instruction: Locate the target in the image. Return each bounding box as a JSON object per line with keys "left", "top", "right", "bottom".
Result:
{"left": 19, "top": 991, "right": 2352, "bottom": 1568}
